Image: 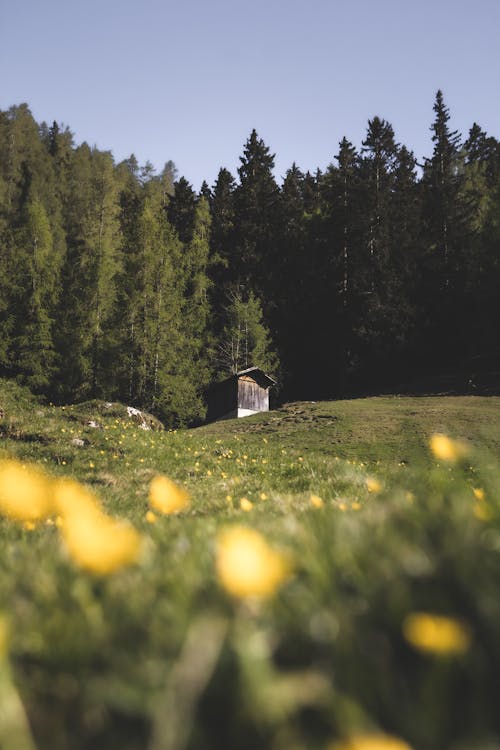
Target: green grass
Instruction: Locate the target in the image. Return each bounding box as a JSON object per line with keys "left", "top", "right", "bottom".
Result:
{"left": 1, "top": 379, "right": 500, "bottom": 749}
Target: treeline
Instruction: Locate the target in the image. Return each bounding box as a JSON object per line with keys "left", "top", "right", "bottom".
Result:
{"left": 0, "top": 92, "right": 499, "bottom": 424}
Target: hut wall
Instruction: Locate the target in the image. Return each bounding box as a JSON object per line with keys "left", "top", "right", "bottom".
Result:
{"left": 237, "top": 376, "right": 269, "bottom": 413}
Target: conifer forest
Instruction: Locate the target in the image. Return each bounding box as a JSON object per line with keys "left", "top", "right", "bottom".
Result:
{"left": 1, "top": 91, "right": 499, "bottom": 425}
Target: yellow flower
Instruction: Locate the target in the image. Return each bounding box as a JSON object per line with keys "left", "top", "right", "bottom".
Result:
{"left": 61, "top": 511, "right": 141, "bottom": 575}
{"left": 145, "top": 510, "right": 157, "bottom": 524}
{"left": 53, "top": 478, "right": 101, "bottom": 520}
{"left": 474, "top": 502, "right": 493, "bottom": 521}
{"left": 259, "top": 492, "right": 268, "bottom": 501}
{"left": 216, "top": 526, "right": 291, "bottom": 599}
{"left": 310, "top": 494, "right": 324, "bottom": 508}
{"left": 240, "top": 497, "right": 253, "bottom": 512}
{"left": 328, "top": 733, "right": 414, "bottom": 750}
{"left": 366, "top": 477, "right": 382, "bottom": 493}
{"left": 472, "top": 487, "right": 485, "bottom": 501}
{"left": 429, "top": 433, "right": 468, "bottom": 463}
{"left": 403, "top": 612, "right": 471, "bottom": 656}
{"left": 149, "top": 475, "right": 190, "bottom": 515}
{"left": 0, "top": 460, "right": 53, "bottom": 521}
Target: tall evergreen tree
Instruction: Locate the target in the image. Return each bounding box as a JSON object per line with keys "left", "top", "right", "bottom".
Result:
{"left": 55, "top": 146, "right": 121, "bottom": 399}
{"left": 420, "top": 90, "right": 471, "bottom": 367}
{"left": 234, "top": 129, "right": 279, "bottom": 296}
{"left": 167, "top": 177, "right": 197, "bottom": 244}
{"left": 361, "top": 116, "right": 398, "bottom": 294}
{"left": 217, "top": 288, "right": 278, "bottom": 376}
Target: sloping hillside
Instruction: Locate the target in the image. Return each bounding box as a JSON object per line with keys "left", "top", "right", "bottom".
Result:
{"left": 1, "top": 378, "right": 500, "bottom": 750}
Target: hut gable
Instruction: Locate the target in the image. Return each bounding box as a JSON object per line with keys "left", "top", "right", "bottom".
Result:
{"left": 206, "top": 367, "right": 276, "bottom": 422}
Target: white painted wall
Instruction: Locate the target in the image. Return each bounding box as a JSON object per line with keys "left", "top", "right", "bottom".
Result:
{"left": 237, "top": 408, "right": 259, "bottom": 418}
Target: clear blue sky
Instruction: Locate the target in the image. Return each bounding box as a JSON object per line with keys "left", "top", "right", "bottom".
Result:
{"left": 1, "top": 0, "right": 499, "bottom": 190}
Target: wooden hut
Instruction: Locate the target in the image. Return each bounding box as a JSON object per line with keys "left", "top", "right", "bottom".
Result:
{"left": 206, "top": 367, "right": 276, "bottom": 422}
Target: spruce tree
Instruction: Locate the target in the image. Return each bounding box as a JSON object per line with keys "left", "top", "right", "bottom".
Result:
{"left": 234, "top": 129, "right": 279, "bottom": 296}
{"left": 217, "top": 288, "right": 278, "bottom": 376}
{"left": 167, "top": 177, "right": 197, "bottom": 244}
{"left": 210, "top": 167, "right": 236, "bottom": 290}
{"left": 421, "top": 91, "right": 470, "bottom": 367}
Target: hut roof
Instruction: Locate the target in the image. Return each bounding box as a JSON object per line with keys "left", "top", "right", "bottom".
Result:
{"left": 235, "top": 367, "right": 276, "bottom": 387}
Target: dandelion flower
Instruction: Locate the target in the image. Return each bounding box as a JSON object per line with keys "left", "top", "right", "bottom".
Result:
{"left": 472, "top": 487, "right": 485, "bottom": 501}
{"left": 149, "top": 475, "right": 189, "bottom": 515}
{"left": 429, "top": 434, "right": 468, "bottom": 463}
{"left": 403, "top": 612, "right": 471, "bottom": 656}
{"left": 310, "top": 494, "right": 324, "bottom": 508}
{"left": 61, "top": 511, "right": 141, "bottom": 575}
{"left": 53, "top": 478, "right": 101, "bottom": 520}
{"left": 366, "top": 477, "right": 382, "bottom": 493}
{"left": 0, "top": 460, "right": 53, "bottom": 521}
{"left": 474, "top": 502, "right": 493, "bottom": 521}
{"left": 328, "top": 733, "right": 414, "bottom": 750}
{"left": 216, "top": 526, "right": 291, "bottom": 599}
{"left": 145, "top": 510, "right": 157, "bottom": 524}
{"left": 240, "top": 497, "right": 253, "bottom": 512}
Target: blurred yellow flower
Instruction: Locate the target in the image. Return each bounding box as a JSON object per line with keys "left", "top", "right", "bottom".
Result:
{"left": 149, "top": 475, "right": 189, "bottom": 515}
{"left": 259, "top": 492, "right": 268, "bottom": 501}
{"left": 310, "top": 494, "right": 324, "bottom": 508}
{"left": 403, "top": 612, "right": 471, "bottom": 656}
{"left": 429, "top": 433, "right": 468, "bottom": 463}
{"left": 145, "top": 510, "right": 157, "bottom": 524}
{"left": 474, "top": 502, "right": 493, "bottom": 521}
{"left": 329, "top": 733, "right": 414, "bottom": 750}
{"left": 240, "top": 497, "right": 253, "bottom": 512}
{"left": 472, "top": 487, "right": 485, "bottom": 501}
{"left": 0, "top": 459, "right": 53, "bottom": 521}
{"left": 366, "top": 477, "right": 382, "bottom": 493}
{"left": 53, "top": 478, "right": 101, "bottom": 520}
{"left": 216, "top": 526, "right": 291, "bottom": 599}
{"left": 61, "top": 511, "right": 141, "bottom": 575}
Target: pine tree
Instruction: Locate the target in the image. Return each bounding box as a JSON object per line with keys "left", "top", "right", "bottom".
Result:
{"left": 14, "top": 199, "right": 59, "bottom": 389}
{"left": 209, "top": 167, "right": 236, "bottom": 290}
{"left": 361, "top": 116, "right": 398, "bottom": 294}
{"left": 217, "top": 287, "right": 278, "bottom": 376}
{"left": 176, "top": 195, "right": 213, "bottom": 420}
{"left": 119, "top": 178, "right": 184, "bottom": 422}
{"left": 275, "top": 163, "right": 310, "bottom": 396}
{"left": 420, "top": 91, "right": 470, "bottom": 367}
{"left": 0, "top": 105, "right": 65, "bottom": 389}
{"left": 55, "top": 146, "right": 121, "bottom": 399}
{"left": 167, "top": 177, "right": 197, "bottom": 244}
{"left": 234, "top": 129, "right": 279, "bottom": 295}
{"left": 423, "top": 90, "right": 465, "bottom": 289}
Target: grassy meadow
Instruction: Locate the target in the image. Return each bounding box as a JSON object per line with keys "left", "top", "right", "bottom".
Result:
{"left": 1, "top": 378, "right": 500, "bottom": 750}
